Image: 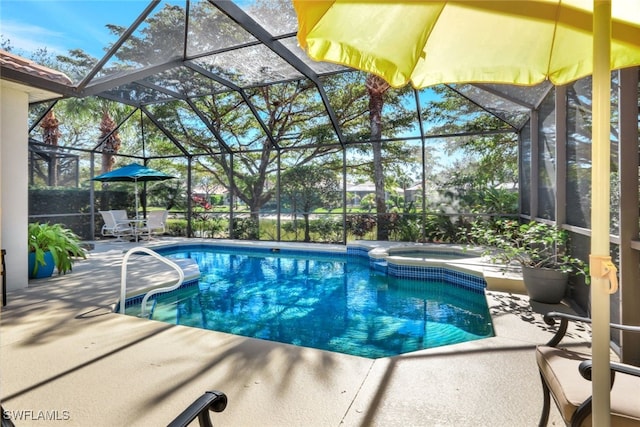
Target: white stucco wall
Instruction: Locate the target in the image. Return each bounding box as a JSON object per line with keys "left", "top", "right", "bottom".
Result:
{"left": 0, "top": 84, "right": 29, "bottom": 290}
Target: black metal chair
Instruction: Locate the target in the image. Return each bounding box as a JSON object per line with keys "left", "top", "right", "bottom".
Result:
{"left": 537, "top": 312, "right": 640, "bottom": 426}
{"left": 1, "top": 405, "right": 16, "bottom": 427}
{"left": 167, "top": 390, "right": 227, "bottom": 427}
{"left": 1, "top": 249, "right": 6, "bottom": 306}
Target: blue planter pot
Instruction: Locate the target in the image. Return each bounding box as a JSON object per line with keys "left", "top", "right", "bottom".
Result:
{"left": 28, "top": 251, "right": 55, "bottom": 279}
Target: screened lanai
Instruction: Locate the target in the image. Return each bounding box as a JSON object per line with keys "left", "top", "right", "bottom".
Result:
{"left": 2, "top": 0, "right": 640, "bottom": 363}
{"left": 16, "top": 0, "right": 545, "bottom": 239}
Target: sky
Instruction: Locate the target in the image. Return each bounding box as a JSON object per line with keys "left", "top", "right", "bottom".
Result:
{"left": 0, "top": 0, "right": 149, "bottom": 58}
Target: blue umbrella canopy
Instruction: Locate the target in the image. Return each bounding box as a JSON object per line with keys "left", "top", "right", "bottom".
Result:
{"left": 92, "top": 163, "right": 175, "bottom": 214}
{"left": 92, "top": 163, "right": 174, "bottom": 183}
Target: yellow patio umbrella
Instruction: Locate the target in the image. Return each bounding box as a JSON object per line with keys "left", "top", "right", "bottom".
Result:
{"left": 293, "top": 1, "right": 640, "bottom": 425}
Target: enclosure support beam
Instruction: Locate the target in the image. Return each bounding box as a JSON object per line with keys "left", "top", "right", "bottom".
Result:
{"left": 89, "top": 152, "right": 96, "bottom": 239}
{"left": 529, "top": 109, "right": 539, "bottom": 219}
{"left": 341, "top": 149, "right": 347, "bottom": 244}
{"left": 618, "top": 67, "right": 640, "bottom": 365}
{"left": 554, "top": 85, "right": 567, "bottom": 226}
{"left": 276, "top": 153, "right": 281, "bottom": 242}
{"left": 414, "top": 89, "right": 427, "bottom": 242}
{"left": 187, "top": 156, "right": 193, "bottom": 238}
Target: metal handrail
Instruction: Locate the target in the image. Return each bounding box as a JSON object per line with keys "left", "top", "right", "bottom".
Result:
{"left": 119, "top": 246, "right": 185, "bottom": 317}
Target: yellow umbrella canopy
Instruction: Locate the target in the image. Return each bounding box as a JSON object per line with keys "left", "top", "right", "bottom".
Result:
{"left": 295, "top": 0, "right": 640, "bottom": 88}
{"left": 294, "top": 1, "right": 640, "bottom": 426}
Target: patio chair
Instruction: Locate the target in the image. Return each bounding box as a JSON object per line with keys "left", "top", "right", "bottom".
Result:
{"left": 167, "top": 390, "right": 227, "bottom": 427}
{"left": 99, "top": 210, "right": 133, "bottom": 241}
{"left": 1, "top": 249, "right": 6, "bottom": 306}
{"left": 1, "top": 405, "right": 16, "bottom": 427}
{"left": 536, "top": 311, "right": 640, "bottom": 426}
{"left": 137, "top": 209, "right": 168, "bottom": 240}
{"left": 111, "top": 209, "right": 130, "bottom": 225}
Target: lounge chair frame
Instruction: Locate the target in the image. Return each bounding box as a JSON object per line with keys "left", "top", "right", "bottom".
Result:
{"left": 138, "top": 209, "right": 167, "bottom": 240}
{"left": 167, "top": 390, "right": 227, "bottom": 427}
{"left": 99, "top": 210, "right": 134, "bottom": 241}
{"left": 537, "top": 312, "right": 640, "bottom": 426}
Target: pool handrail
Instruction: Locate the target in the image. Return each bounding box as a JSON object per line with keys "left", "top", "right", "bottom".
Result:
{"left": 119, "top": 246, "right": 185, "bottom": 317}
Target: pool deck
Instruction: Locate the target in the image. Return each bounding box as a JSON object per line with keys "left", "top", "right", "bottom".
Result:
{"left": 0, "top": 238, "right": 592, "bottom": 426}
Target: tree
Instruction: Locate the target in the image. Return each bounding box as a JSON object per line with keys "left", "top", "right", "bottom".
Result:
{"left": 98, "top": 108, "right": 122, "bottom": 174}
{"left": 18, "top": 1, "right": 422, "bottom": 232}
{"left": 89, "top": 2, "right": 344, "bottom": 225}
{"left": 54, "top": 48, "right": 97, "bottom": 82}
{"left": 280, "top": 164, "right": 341, "bottom": 242}
{"left": 421, "top": 86, "right": 519, "bottom": 214}
{"left": 18, "top": 1, "right": 418, "bottom": 225}
{"left": 172, "top": 80, "right": 345, "bottom": 222}
{"left": 366, "top": 74, "right": 391, "bottom": 240}
{"left": 40, "top": 110, "right": 61, "bottom": 186}
{"left": 325, "top": 72, "right": 418, "bottom": 233}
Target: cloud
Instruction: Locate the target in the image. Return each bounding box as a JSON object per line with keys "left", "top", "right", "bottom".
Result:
{"left": 1, "top": 20, "right": 68, "bottom": 55}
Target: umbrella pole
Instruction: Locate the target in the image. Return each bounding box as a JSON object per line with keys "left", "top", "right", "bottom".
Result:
{"left": 134, "top": 180, "right": 140, "bottom": 242}
{"left": 591, "top": 1, "right": 613, "bottom": 425}
{"left": 134, "top": 179, "right": 139, "bottom": 219}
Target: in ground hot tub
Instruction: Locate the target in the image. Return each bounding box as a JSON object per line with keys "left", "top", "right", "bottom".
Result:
{"left": 347, "top": 241, "right": 525, "bottom": 294}
{"left": 386, "top": 247, "right": 479, "bottom": 260}
{"left": 348, "top": 243, "right": 487, "bottom": 290}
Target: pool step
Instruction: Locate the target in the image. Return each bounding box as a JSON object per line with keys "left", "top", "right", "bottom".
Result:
{"left": 371, "top": 259, "right": 387, "bottom": 273}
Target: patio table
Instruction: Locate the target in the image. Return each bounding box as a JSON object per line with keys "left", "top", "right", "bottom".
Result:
{"left": 129, "top": 219, "right": 146, "bottom": 242}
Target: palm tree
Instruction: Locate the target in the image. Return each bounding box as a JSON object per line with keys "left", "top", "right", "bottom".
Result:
{"left": 366, "top": 74, "right": 390, "bottom": 240}
{"left": 40, "top": 110, "right": 61, "bottom": 186}
{"left": 98, "top": 108, "right": 121, "bottom": 174}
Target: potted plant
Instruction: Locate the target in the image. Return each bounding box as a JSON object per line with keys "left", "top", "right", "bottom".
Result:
{"left": 472, "top": 220, "right": 589, "bottom": 303}
{"left": 28, "top": 222, "right": 86, "bottom": 279}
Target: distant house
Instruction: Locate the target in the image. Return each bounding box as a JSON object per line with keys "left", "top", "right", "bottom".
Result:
{"left": 192, "top": 184, "right": 230, "bottom": 206}
{"left": 346, "top": 182, "right": 376, "bottom": 206}
{"left": 345, "top": 182, "right": 404, "bottom": 207}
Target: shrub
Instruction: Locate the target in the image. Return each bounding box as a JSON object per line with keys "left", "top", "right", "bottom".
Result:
{"left": 346, "top": 214, "right": 376, "bottom": 239}
{"left": 470, "top": 219, "right": 589, "bottom": 280}
{"left": 28, "top": 222, "right": 86, "bottom": 275}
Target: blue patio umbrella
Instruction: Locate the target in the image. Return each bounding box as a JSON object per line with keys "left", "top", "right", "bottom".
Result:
{"left": 92, "top": 163, "right": 175, "bottom": 215}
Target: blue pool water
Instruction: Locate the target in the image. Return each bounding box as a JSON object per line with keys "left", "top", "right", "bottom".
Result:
{"left": 124, "top": 246, "right": 494, "bottom": 358}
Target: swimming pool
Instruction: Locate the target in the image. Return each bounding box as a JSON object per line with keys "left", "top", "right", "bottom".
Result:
{"left": 123, "top": 244, "right": 494, "bottom": 358}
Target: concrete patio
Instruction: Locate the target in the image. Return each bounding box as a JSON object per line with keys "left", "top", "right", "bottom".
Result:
{"left": 1, "top": 238, "right": 590, "bottom": 426}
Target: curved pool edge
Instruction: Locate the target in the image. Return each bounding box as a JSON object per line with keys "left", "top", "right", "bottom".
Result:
{"left": 349, "top": 240, "right": 526, "bottom": 295}
{"left": 146, "top": 238, "right": 348, "bottom": 255}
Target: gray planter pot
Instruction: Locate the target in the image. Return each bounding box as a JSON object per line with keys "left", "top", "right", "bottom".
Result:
{"left": 521, "top": 265, "right": 569, "bottom": 304}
